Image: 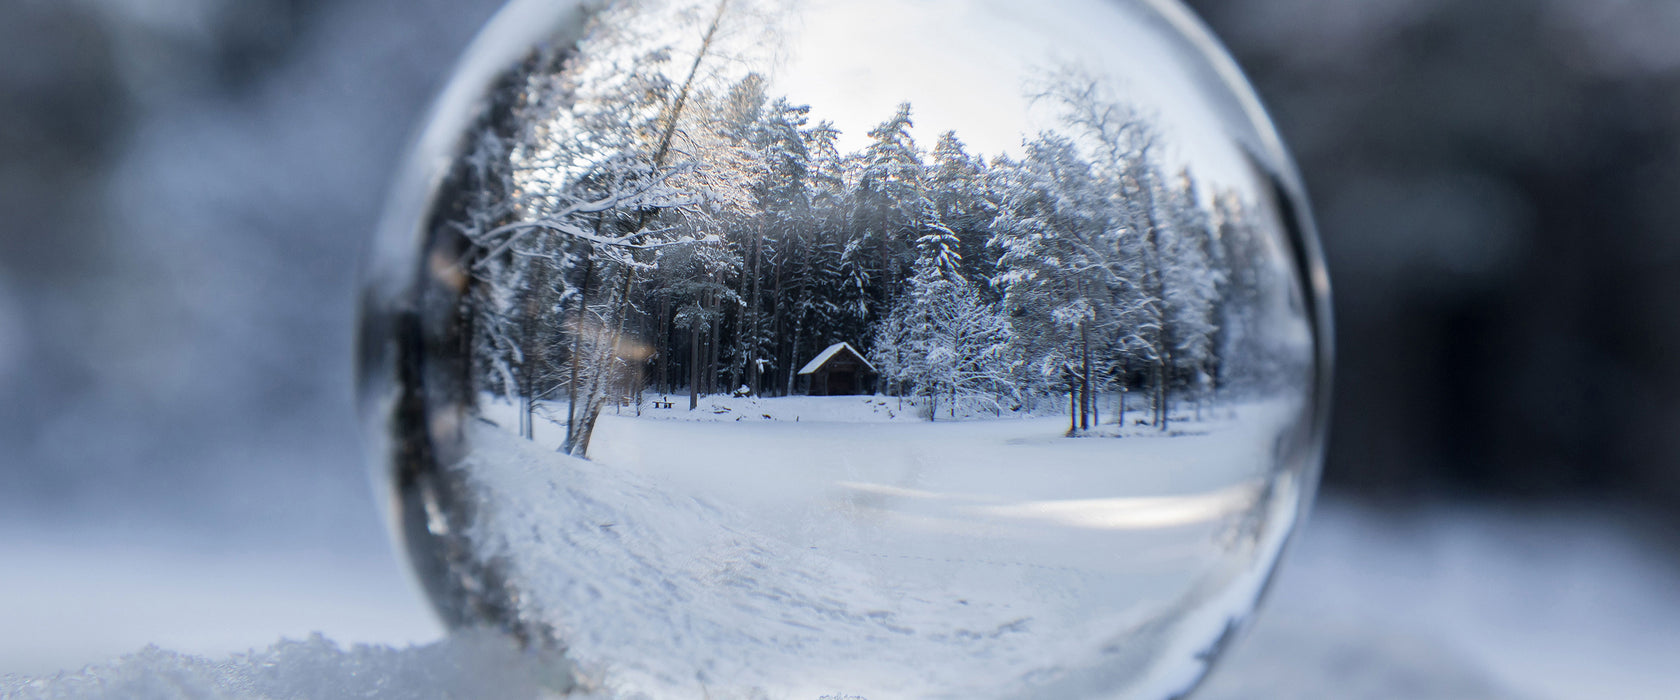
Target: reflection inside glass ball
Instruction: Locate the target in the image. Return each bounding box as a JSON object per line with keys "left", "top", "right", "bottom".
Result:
{"left": 359, "top": 0, "right": 1328, "bottom": 697}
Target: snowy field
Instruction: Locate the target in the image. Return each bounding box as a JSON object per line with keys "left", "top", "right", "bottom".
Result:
{"left": 463, "top": 394, "right": 1305, "bottom": 698}
{"left": 5, "top": 496, "right": 1680, "bottom": 699}
{"left": 5, "top": 399, "right": 1679, "bottom": 699}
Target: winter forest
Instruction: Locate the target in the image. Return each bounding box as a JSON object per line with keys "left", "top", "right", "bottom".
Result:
{"left": 424, "top": 0, "right": 1305, "bottom": 459}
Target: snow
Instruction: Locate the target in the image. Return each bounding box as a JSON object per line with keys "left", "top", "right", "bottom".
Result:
{"left": 0, "top": 621, "right": 1516, "bottom": 700}
{"left": 466, "top": 395, "right": 1303, "bottom": 698}
{"left": 1216, "top": 500, "right": 1680, "bottom": 700}
{"left": 796, "top": 342, "right": 876, "bottom": 375}
{"left": 7, "top": 496, "right": 1680, "bottom": 699}
{"left": 6, "top": 408, "right": 1679, "bottom": 700}
{"left": 1, "top": 632, "right": 566, "bottom": 700}
{"left": 0, "top": 538, "right": 438, "bottom": 680}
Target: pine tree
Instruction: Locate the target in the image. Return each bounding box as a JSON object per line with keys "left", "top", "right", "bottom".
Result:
{"left": 1160, "top": 171, "right": 1225, "bottom": 419}
{"left": 874, "top": 250, "right": 1013, "bottom": 420}
{"left": 929, "top": 131, "right": 998, "bottom": 289}
{"left": 990, "top": 133, "right": 1132, "bottom": 432}
{"left": 857, "top": 103, "right": 927, "bottom": 316}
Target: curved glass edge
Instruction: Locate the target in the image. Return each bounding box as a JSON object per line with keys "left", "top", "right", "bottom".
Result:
{"left": 354, "top": 0, "right": 594, "bottom": 632}
{"left": 1132, "top": 0, "right": 1335, "bottom": 695}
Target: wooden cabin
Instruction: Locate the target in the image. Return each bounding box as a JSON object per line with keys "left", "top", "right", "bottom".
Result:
{"left": 797, "top": 342, "right": 878, "bottom": 396}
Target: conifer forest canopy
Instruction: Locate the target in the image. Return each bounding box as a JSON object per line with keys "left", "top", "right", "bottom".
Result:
{"left": 416, "top": 1, "right": 1314, "bottom": 457}
{"left": 360, "top": 0, "right": 1327, "bottom": 697}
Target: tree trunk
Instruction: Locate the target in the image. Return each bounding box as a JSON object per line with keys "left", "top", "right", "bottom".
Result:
{"left": 746, "top": 229, "right": 763, "bottom": 394}
{"left": 564, "top": 247, "right": 596, "bottom": 452}
{"left": 632, "top": 353, "right": 644, "bottom": 416}
{"left": 785, "top": 317, "right": 803, "bottom": 397}
{"left": 518, "top": 259, "right": 552, "bottom": 441}
{"left": 1080, "top": 323, "right": 1092, "bottom": 431}
{"left": 593, "top": 0, "right": 721, "bottom": 413}
{"left": 1140, "top": 168, "right": 1170, "bottom": 433}
{"left": 1117, "top": 355, "right": 1127, "bottom": 432}
{"left": 689, "top": 323, "right": 701, "bottom": 410}
{"left": 1160, "top": 344, "right": 1172, "bottom": 432}
{"left": 767, "top": 257, "right": 785, "bottom": 396}
{"left": 1149, "top": 334, "right": 1170, "bottom": 433}
{"left": 708, "top": 288, "right": 721, "bottom": 395}
{"left": 1067, "top": 368, "right": 1078, "bottom": 436}
{"left": 651, "top": 0, "right": 729, "bottom": 165}
{"left": 732, "top": 246, "right": 750, "bottom": 391}
{"left": 1195, "top": 360, "right": 1205, "bottom": 422}
{"left": 657, "top": 296, "right": 670, "bottom": 395}
{"left": 568, "top": 267, "right": 627, "bottom": 457}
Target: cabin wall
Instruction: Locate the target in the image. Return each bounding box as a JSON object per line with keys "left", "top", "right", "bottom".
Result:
{"left": 798, "top": 346, "right": 877, "bottom": 396}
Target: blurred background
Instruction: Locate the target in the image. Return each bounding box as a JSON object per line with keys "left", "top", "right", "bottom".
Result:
{"left": 1, "top": 0, "right": 1676, "bottom": 698}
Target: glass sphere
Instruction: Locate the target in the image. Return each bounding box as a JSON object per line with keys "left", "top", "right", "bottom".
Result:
{"left": 357, "top": 0, "right": 1331, "bottom": 698}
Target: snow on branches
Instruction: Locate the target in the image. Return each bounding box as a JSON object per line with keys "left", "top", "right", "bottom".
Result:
{"left": 423, "top": 2, "right": 1292, "bottom": 449}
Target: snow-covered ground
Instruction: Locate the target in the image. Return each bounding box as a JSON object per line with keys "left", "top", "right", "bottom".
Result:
{"left": 5, "top": 398, "right": 1679, "bottom": 699}
{"left": 461, "top": 394, "right": 1303, "bottom": 697}
{"left": 5, "top": 496, "right": 1680, "bottom": 699}
{"left": 0, "top": 528, "right": 441, "bottom": 680}
{"left": 1208, "top": 499, "right": 1680, "bottom": 700}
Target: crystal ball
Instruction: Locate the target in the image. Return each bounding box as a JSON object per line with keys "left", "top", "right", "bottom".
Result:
{"left": 357, "top": 0, "right": 1331, "bottom": 697}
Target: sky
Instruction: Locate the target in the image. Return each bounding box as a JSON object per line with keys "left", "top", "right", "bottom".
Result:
{"left": 770, "top": 0, "right": 1260, "bottom": 190}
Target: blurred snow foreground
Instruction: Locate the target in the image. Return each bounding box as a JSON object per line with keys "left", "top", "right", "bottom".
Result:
{"left": 2, "top": 620, "right": 1521, "bottom": 700}
{"left": 0, "top": 631, "right": 572, "bottom": 700}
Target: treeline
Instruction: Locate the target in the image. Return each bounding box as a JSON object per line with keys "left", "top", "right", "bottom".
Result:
{"left": 429, "top": 7, "right": 1291, "bottom": 456}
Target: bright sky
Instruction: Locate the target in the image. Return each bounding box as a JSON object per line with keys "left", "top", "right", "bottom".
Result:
{"left": 768, "top": 0, "right": 1259, "bottom": 189}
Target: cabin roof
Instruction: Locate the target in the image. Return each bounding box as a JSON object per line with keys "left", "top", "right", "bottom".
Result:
{"left": 797, "top": 342, "right": 878, "bottom": 375}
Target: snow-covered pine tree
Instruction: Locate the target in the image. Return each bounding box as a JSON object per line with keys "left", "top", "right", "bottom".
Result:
{"left": 873, "top": 236, "right": 1012, "bottom": 420}
{"left": 857, "top": 103, "right": 927, "bottom": 315}
{"left": 990, "top": 133, "right": 1128, "bottom": 433}
{"left": 732, "top": 96, "right": 812, "bottom": 394}
{"left": 780, "top": 118, "right": 860, "bottom": 394}
{"left": 1160, "top": 170, "right": 1225, "bottom": 420}
{"left": 1030, "top": 66, "right": 1182, "bottom": 430}
{"left": 461, "top": 2, "right": 745, "bottom": 454}
{"left": 1209, "top": 190, "right": 1277, "bottom": 395}
{"left": 914, "top": 222, "right": 962, "bottom": 283}
{"left": 929, "top": 131, "right": 998, "bottom": 291}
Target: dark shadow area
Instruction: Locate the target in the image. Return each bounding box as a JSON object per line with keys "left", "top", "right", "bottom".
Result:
{"left": 1188, "top": 0, "right": 1680, "bottom": 509}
